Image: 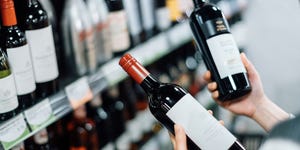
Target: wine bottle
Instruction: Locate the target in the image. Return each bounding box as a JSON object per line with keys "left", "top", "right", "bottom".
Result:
{"left": 101, "top": 86, "right": 126, "bottom": 140}
{"left": 14, "top": 0, "right": 59, "bottom": 99}
{"left": 0, "top": 0, "right": 36, "bottom": 110}
{"left": 166, "top": 0, "right": 183, "bottom": 25}
{"left": 154, "top": 0, "right": 171, "bottom": 32}
{"left": 25, "top": 128, "right": 51, "bottom": 150}
{"left": 85, "top": 0, "right": 106, "bottom": 65}
{"left": 105, "top": 0, "right": 130, "bottom": 57}
{"left": 119, "top": 54, "right": 245, "bottom": 150}
{"left": 123, "top": 0, "right": 143, "bottom": 46}
{"left": 189, "top": 0, "right": 251, "bottom": 101}
{"left": 86, "top": 96, "right": 114, "bottom": 148}
{"left": 0, "top": 48, "right": 18, "bottom": 121}
{"left": 139, "top": 0, "right": 156, "bottom": 40}
{"left": 67, "top": 105, "right": 99, "bottom": 150}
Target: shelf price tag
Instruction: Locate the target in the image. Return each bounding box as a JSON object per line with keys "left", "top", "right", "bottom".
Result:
{"left": 65, "top": 76, "right": 93, "bottom": 109}
{"left": 24, "top": 99, "right": 56, "bottom": 131}
{"left": 0, "top": 114, "right": 30, "bottom": 150}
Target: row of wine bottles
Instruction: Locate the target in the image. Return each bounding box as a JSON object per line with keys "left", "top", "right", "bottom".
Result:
{"left": 9, "top": 42, "right": 201, "bottom": 150}
{"left": 0, "top": 0, "right": 248, "bottom": 122}
{"left": 0, "top": 0, "right": 59, "bottom": 122}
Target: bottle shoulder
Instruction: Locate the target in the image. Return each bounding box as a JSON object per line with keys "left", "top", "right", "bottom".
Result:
{"left": 1, "top": 26, "right": 27, "bottom": 48}
{"left": 149, "top": 83, "right": 187, "bottom": 109}
{"left": 190, "top": 4, "right": 224, "bottom": 23}
{"left": 23, "top": 5, "right": 49, "bottom": 29}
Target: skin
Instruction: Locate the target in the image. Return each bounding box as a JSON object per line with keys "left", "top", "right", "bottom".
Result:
{"left": 170, "top": 53, "right": 290, "bottom": 150}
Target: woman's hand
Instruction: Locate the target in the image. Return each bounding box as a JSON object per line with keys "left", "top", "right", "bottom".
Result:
{"left": 204, "top": 53, "right": 289, "bottom": 131}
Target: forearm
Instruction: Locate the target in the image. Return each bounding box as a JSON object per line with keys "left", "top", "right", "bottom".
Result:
{"left": 252, "top": 95, "right": 290, "bottom": 132}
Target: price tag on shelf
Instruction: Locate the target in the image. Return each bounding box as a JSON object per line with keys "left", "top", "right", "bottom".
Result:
{"left": 65, "top": 76, "right": 93, "bottom": 109}
{"left": 0, "top": 114, "right": 30, "bottom": 150}
{"left": 24, "top": 99, "right": 56, "bottom": 131}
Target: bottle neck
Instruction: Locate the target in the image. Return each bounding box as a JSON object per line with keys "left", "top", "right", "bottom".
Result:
{"left": 193, "top": 0, "right": 206, "bottom": 8}
{"left": 1, "top": 0, "right": 17, "bottom": 26}
{"left": 140, "top": 74, "right": 160, "bottom": 95}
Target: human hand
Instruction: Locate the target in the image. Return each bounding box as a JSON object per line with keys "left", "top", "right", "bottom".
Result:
{"left": 204, "top": 53, "right": 265, "bottom": 118}
{"left": 170, "top": 111, "right": 224, "bottom": 150}
{"left": 204, "top": 53, "right": 289, "bottom": 131}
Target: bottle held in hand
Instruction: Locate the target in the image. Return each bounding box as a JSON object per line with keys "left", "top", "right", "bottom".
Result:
{"left": 189, "top": 0, "right": 251, "bottom": 101}
{"left": 119, "top": 54, "right": 245, "bottom": 150}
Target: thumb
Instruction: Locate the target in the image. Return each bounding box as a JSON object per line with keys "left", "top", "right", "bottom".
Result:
{"left": 174, "top": 124, "right": 188, "bottom": 150}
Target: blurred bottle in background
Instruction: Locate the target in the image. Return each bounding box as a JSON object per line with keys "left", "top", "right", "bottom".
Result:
{"left": 14, "top": 0, "right": 59, "bottom": 99}
{"left": 25, "top": 128, "right": 51, "bottom": 150}
{"left": 0, "top": 0, "right": 36, "bottom": 110}
{"left": 61, "top": 0, "right": 97, "bottom": 81}
{"left": 105, "top": 0, "right": 130, "bottom": 57}
{"left": 67, "top": 105, "right": 99, "bottom": 150}
{"left": 123, "top": 0, "right": 143, "bottom": 47}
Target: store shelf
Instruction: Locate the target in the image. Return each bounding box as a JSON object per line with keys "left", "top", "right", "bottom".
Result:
{"left": 0, "top": 22, "right": 192, "bottom": 150}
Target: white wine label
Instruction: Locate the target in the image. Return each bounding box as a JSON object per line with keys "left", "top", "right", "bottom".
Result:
{"left": 26, "top": 25, "right": 59, "bottom": 83}
{"left": 0, "top": 74, "right": 18, "bottom": 113}
{"left": 140, "top": 0, "right": 155, "bottom": 30}
{"left": 65, "top": 76, "right": 93, "bottom": 109}
{"left": 7, "top": 44, "right": 36, "bottom": 95}
{"left": 24, "top": 99, "right": 55, "bottom": 130}
{"left": 156, "top": 7, "right": 171, "bottom": 31}
{"left": 166, "top": 94, "right": 236, "bottom": 150}
{"left": 0, "top": 114, "right": 29, "bottom": 147}
{"left": 33, "top": 128, "right": 49, "bottom": 145}
{"left": 108, "top": 11, "right": 130, "bottom": 52}
{"left": 206, "top": 33, "right": 246, "bottom": 79}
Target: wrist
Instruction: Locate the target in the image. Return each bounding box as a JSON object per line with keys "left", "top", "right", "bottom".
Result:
{"left": 252, "top": 95, "right": 289, "bottom": 132}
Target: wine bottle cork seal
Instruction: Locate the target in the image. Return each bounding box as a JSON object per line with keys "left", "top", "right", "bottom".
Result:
{"left": 0, "top": 0, "right": 17, "bottom": 26}
{"left": 119, "top": 53, "right": 150, "bottom": 84}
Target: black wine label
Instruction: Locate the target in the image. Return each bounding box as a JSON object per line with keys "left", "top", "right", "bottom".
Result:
{"left": 200, "top": 18, "right": 230, "bottom": 38}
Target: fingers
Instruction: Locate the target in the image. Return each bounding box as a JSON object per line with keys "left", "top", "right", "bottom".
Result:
{"left": 208, "top": 110, "right": 213, "bottom": 115}
{"left": 174, "top": 124, "right": 188, "bottom": 150}
{"left": 212, "top": 90, "right": 219, "bottom": 99}
{"left": 169, "top": 132, "right": 176, "bottom": 149}
{"left": 207, "top": 82, "right": 217, "bottom": 92}
{"left": 203, "top": 71, "right": 211, "bottom": 82}
{"left": 219, "top": 120, "right": 225, "bottom": 126}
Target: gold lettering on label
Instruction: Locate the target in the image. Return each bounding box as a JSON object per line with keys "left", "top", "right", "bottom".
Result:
{"left": 216, "top": 20, "right": 227, "bottom": 31}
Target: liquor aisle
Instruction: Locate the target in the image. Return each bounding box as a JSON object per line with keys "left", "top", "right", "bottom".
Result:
{"left": 0, "top": 0, "right": 266, "bottom": 150}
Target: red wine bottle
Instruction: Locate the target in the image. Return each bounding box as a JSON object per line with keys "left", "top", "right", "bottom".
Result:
{"left": 105, "top": 0, "right": 130, "bottom": 57}
{"left": 0, "top": 0, "right": 36, "bottom": 110}
{"left": 119, "top": 54, "right": 245, "bottom": 150}
{"left": 25, "top": 128, "right": 51, "bottom": 150}
{"left": 14, "top": 0, "right": 59, "bottom": 99}
{"left": 0, "top": 48, "right": 18, "bottom": 121}
{"left": 189, "top": 0, "right": 251, "bottom": 101}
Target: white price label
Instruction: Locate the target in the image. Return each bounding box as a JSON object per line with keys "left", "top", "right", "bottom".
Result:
{"left": 65, "top": 77, "right": 93, "bottom": 109}
{"left": 24, "top": 99, "right": 55, "bottom": 130}
{"left": 0, "top": 114, "right": 30, "bottom": 150}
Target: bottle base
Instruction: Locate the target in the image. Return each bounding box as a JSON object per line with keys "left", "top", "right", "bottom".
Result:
{"left": 219, "top": 86, "right": 252, "bottom": 101}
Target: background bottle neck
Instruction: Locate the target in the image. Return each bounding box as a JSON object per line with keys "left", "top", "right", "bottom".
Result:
{"left": 1, "top": 0, "right": 17, "bottom": 26}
